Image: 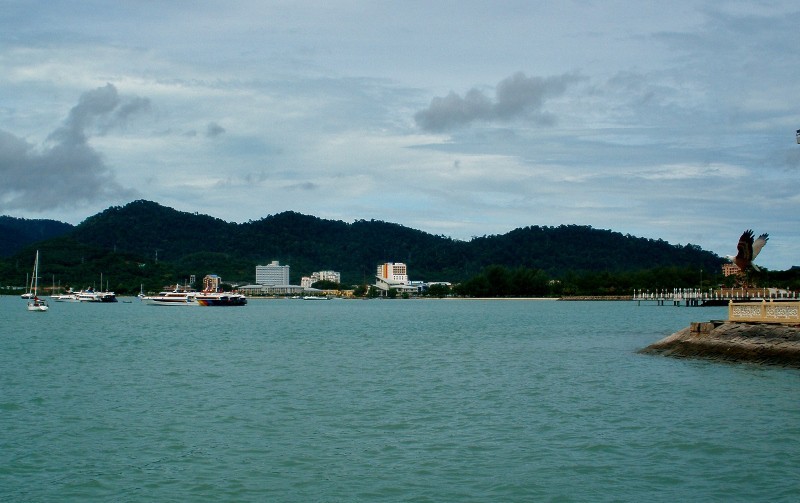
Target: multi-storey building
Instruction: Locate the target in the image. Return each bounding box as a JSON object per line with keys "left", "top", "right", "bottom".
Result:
{"left": 256, "top": 260, "right": 290, "bottom": 286}
{"left": 375, "top": 262, "right": 417, "bottom": 294}
{"left": 722, "top": 262, "right": 740, "bottom": 277}
{"left": 203, "top": 274, "right": 221, "bottom": 291}
{"left": 301, "top": 270, "right": 341, "bottom": 288}
{"left": 377, "top": 262, "right": 407, "bottom": 284}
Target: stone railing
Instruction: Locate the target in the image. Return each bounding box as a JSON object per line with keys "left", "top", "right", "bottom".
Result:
{"left": 728, "top": 301, "right": 800, "bottom": 324}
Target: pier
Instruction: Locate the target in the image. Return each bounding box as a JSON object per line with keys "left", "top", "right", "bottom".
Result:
{"left": 633, "top": 287, "right": 799, "bottom": 307}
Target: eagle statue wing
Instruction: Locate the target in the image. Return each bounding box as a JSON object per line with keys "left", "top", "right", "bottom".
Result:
{"left": 736, "top": 230, "right": 754, "bottom": 263}
{"left": 752, "top": 233, "right": 769, "bottom": 259}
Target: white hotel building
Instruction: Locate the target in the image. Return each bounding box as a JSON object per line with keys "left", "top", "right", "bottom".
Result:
{"left": 375, "top": 262, "right": 418, "bottom": 295}
{"left": 300, "top": 270, "right": 341, "bottom": 288}
{"left": 256, "top": 260, "right": 290, "bottom": 286}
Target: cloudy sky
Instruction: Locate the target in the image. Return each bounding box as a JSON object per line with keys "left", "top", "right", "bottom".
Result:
{"left": 2, "top": 1, "right": 799, "bottom": 269}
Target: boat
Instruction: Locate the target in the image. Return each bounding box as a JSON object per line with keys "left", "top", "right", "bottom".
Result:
{"left": 195, "top": 290, "right": 247, "bottom": 306}
{"left": 75, "top": 288, "right": 118, "bottom": 303}
{"left": 141, "top": 286, "right": 198, "bottom": 306}
{"left": 94, "top": 274, "right": 117, "bottom": 302}
{"left": 303, "top": 295, "right": 330, "bottom": 300}
{"left": 26, "top": 251, "right": 49, "bottom": 312}
{"left": 20, "top": 273, "right": 33, "bottom": 298}
{"left": 52, "top": 288, "right": 80, "bottom": 302}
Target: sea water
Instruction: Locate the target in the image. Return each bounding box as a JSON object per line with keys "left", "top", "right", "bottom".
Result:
{"left": 1, "top": 297, "right": 798, "bottom": 502}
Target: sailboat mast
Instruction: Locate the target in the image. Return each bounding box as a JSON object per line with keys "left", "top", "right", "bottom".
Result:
{"left": 33, "top": 250, "right": 39, "bottom": 296}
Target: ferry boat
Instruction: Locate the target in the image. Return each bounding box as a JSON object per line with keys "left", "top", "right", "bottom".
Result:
{"left": 303, "top": 295, "right": 330, "bottom": 301}
{"left": 52, "top": 289, "right": 80, "bottom": 302}
{"left": 76, "top": 288, "right": 118, "bottom": 303}
{"left": 195, "top": 290, "right": 247, "bottom": 306}
{"left": 141, "top": 286, "right": 198, "bottom": 306}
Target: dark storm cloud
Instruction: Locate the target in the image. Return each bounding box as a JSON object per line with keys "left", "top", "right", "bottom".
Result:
{"left": 47, "top": 83, "right": 150, "bottom": 143}
{"left": 415, "top": 71, "right": 582, "bottom": 132}
{"left": 206, "top": 122, "right": 226, "bottom": 137}
{"left": 111, "top": 96, "right": 151, "bottom": 128}
{"left": 0, "top": 83, "right": 144, "bottom": 212}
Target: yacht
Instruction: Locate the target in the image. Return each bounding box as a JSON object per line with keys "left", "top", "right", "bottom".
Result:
{"left": 76, "top": 288, "right": 118, "bottom": 303}
{"left": 52, "top": 289, "right": 80, "bottom": 302}
{"left": 141, "top": 286, "right": 198, "bottom": 306}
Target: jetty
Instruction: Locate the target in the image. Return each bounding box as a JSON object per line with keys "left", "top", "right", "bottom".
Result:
{"left": 640, "top": 300, "right": 800, "bottom": 368}
{"left": 633, "top": 287, "right": 798, "bottom": 307}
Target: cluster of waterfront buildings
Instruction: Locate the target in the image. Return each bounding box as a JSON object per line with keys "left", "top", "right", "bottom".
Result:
{"left": 235, "top": 260, "right": 448, "bottom": 297}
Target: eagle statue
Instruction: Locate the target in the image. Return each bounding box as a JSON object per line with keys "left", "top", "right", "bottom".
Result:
{"left": 730, "top": 229, "right": 769, "bottom": 272}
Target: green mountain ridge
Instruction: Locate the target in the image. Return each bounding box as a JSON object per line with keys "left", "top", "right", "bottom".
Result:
{"left": 2, "top": 200, "right": 725, "bottom": 293}
{"left": 0, "top": 215, "right": 74, "bottom": 257}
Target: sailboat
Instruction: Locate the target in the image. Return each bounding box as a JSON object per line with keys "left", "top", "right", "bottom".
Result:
{"left": 20, "top": 273, "right": 33, "bottom": 298}
{"left": 26, "top": 250, "right": 49, "bottom": 312}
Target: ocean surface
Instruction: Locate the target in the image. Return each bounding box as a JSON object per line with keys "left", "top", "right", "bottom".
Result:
{"left": 1, "top": 297, "right": 798, "bottom": 502}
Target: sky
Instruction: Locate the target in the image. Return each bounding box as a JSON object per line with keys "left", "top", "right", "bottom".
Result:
{"left": 2, "top": 1, "right": 799, "bottom": 270}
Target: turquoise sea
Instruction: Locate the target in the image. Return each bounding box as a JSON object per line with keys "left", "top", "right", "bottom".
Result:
{"left": 1, "top": 297, "right": 798, "bottom": 502}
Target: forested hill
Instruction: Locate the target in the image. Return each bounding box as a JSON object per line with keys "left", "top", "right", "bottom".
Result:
{"left": 0, "top": 216, "right": 74, "bottom": 257}
{"left": 466, "top": 225, "right": 721, "bottom": 274}
{"left": 3, "top": 200, "right": 723, "bottom": 286}
{"left": 68, "top": 200, "right": 469, "bottom": 283}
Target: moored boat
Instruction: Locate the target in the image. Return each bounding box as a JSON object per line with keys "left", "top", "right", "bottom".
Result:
{"left": 27, "top": 295, "right": 49, "bottom": 312}
{"left": 26, "top": 251, "right": 48, "bottom": 312}
{"left": 76, "top": 288, "right": 118, "bottom": 303}
{"left": 52, "top": 289, "right": 80, "bottom": 302}
{"left": 141, "top": 286, "right": 198, "bottom": 306}
{"left": 195, "top": 290, "right": 247, "bottom": 306}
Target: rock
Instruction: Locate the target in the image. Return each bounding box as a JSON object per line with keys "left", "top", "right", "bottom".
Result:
{"left": 639, "top": 321, "right": 800, "bottom": 367}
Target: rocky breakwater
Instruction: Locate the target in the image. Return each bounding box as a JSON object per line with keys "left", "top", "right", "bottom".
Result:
{"left": 640, "top": 321, "right": 800, "bottom": 368}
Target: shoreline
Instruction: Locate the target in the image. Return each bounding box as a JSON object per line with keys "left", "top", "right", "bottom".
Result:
{"left": 639, "top": 321, "right": 800, "bottom": 368}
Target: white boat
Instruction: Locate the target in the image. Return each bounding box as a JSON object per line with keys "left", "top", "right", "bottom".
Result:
{"left": 20, "top": 273, "right": 33, "bottom": 298}
{"left": 26, "top": 251, "right": 49, "bottom": 312}
{"left": 75, "top": 288, "right": 118, "bottom": 303}
{"left": 52, "top": 289, "right": 80, "bottom": 302}
{"left": 141, "top": 286, "right": 198, "bottom": 306}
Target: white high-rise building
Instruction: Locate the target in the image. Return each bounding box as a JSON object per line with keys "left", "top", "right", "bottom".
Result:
{"left": 256, "top": 260, "right": 290, "bottom": 286}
